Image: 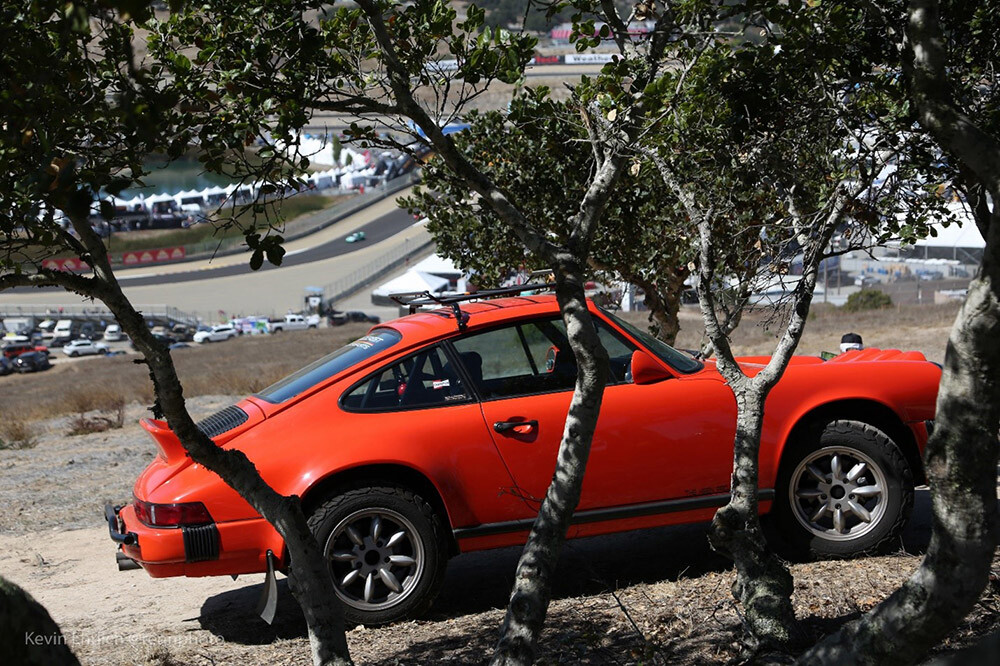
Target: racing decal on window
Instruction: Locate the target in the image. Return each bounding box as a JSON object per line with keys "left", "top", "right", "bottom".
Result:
{"left": 432, "top": 379, "right": 451, "bottom": 390}
{"left": 347, "top": 334, "right": 385, "bottom": 350}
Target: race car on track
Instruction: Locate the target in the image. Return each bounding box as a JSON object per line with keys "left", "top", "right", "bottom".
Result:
{"left": 107, "top": 284, "right": 939, "bottom": 626}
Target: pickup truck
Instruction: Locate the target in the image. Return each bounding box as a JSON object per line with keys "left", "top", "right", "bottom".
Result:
{"left": 268, "top": 313, "right": 320, "bottom": 333}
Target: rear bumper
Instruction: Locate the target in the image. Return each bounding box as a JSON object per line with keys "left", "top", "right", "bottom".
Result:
{"left": 107, "top": 503, "right": 283, "bottom": 578}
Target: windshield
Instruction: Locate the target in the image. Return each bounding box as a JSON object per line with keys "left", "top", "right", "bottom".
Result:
{"left": 256, "top": 328, "right": 403, "bottom": 403}
{"left": 599, "top": 308, "right": 702, "bottom": 374}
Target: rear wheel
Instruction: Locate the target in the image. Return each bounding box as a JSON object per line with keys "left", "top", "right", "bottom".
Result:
{"left": 307, "top": 485, "right": 448, "bottom": 626}
{"left": 775, "top": 420, "right": 913, "bottom": 557}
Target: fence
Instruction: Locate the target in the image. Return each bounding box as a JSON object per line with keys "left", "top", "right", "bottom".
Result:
{"left": 0, "top": 303, "right": 199, "bottom": 327}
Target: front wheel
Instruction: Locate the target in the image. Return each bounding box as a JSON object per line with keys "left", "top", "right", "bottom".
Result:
{"left": 775, "top": 420, "right": 913, "bottom": 558}
{"left": 307, "top": 485, "right": 448, "bottom": 626}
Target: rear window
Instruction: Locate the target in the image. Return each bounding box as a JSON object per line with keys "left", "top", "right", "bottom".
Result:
{"left": 256, "top": 328, "right": 402, "bottom": 404}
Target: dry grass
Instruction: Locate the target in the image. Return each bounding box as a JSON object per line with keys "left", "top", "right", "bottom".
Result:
{"left": 0, "top": 323, "right": 371, "bottom": 427}
{"left": 0, "top": 417, "right": 38, "bottom": 450}
{"left": 642, "top": 301, "right": 962, "bottom": 363}
{"left": 65, "top": 386, "right": 128, "bottom": 435}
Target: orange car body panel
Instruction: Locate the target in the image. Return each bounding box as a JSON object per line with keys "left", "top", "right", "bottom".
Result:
{"left": 115, "top": 295, "right": 939, "bottom": 576}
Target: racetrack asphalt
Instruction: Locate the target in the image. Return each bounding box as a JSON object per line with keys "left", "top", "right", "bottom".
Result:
{"left": 12, "top": 205, "right": 417, "bottom": 291}
{"left": 0, "top": 191, "right": 431, "bottom": 318}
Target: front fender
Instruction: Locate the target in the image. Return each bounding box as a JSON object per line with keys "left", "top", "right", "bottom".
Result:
{"left": 760, "top": 359, "right": 940, "bottom": 484}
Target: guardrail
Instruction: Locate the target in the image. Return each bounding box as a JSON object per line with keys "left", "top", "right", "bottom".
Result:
{"left": 178, "top": 171, "right": 421, "bottom": 261}
{"left": 0, "top": 303, "right": 199, "bottom": 327}
{"left": 323, "top": 231, "right": 435, "bottom": 304}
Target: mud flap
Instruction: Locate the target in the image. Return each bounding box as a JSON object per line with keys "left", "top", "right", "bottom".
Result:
{"left": 256, "top": 549, "right": 278, "bottom": 625}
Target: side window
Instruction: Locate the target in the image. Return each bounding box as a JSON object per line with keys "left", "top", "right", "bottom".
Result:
{"left": 452, "top": 318, "right": 636, "bottom": 400}
{"left": 598, "top": 322, "right": 637, "bottom": 383}
{"left": 342, "top": 346, "right": 469, "bottom": 411}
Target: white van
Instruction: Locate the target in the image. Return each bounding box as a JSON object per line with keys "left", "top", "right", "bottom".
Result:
{"left": 103, "top": 324, "right": 123, "bottom": 342}
{"left": 53, "top": 319, "right": 74, "bottom": 339}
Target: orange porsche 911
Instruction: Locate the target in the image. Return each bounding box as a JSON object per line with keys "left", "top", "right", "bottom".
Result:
{"left": 106, "top": 285, "right": 940, "bottom": 625}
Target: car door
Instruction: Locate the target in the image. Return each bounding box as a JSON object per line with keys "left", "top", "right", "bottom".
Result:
{"left": 451, "top": 316, "right": 737, "bottom": 520}
{"left": 337, "top": 342, "right": 525, "bottom": 527}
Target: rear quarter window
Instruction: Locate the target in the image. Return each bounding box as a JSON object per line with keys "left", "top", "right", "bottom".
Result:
{"left": 256, "top": 329, "right": 402, "bottom": 404}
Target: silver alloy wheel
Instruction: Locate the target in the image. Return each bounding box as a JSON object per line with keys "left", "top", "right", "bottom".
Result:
{"left": 788, "top": 445, "right": 888, "bottom": 542}
{"left": 324, "top": 507, "right": 425, "bottom": 612}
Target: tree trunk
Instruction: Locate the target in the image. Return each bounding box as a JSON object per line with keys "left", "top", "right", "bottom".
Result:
{"left": 635, "top": 270, "right": 686, "bottom": 345}
{"left": 1, "top": 576, "right": 80, "bottom": 666}
{"left": 793, "top": 227, "right": 1000, "bottom": 666}
{"left": 690, "top": 194, "right": 843, "bottom": 653}
{"left": 491, "top": 263, "right": 611, "bottom": 666}
{"left": 793, "top": 2, "right": 1000, "bottom": 661}
{"left": 709, "top": 384, "right": 798, "bottom": 652}
{"left": 104, "top": 289, "right": 353, "bottom": 666}
{"left": 58, "top": 212, "right": 353, "bottom": 666}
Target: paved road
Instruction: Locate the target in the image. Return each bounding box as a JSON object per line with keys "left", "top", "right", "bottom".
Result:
{"left": 0, "top": 192, "right": 430, "bottom": 319}
{"left": 113, "top": 206, "right": 416, "bottom": 288}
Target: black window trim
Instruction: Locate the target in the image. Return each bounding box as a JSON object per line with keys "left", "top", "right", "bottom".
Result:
{"left": 338, "top": 342, "right": 477, "bottom": 414}
{"left": 447, "top": 315, "right": 638, "bottom": 404}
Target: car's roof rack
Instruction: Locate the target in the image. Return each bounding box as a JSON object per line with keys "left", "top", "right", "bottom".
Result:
{"left": 389, "top": 281, "right": 554, "bottom": 330}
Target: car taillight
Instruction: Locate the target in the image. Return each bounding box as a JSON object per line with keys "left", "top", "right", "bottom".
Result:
{"left": 133, "top": 498, "right": 213, "bottom": 527}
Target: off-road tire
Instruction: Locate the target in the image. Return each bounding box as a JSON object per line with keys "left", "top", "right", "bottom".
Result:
{"left": 774, "top": 419, "right": 913, "bottom": 558}
{"left": 307, "top": 484, "right": 448, "bottom": 626}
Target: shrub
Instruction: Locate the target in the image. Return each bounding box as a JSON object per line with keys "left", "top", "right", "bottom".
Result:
{"left": 65, "top": 387, "right": 127, "bottom": 435}
{"left": 842, "top": 289, "right": 893, "bottom": 312}
{"left": 0, "top": 417, "right": 38, "bottom": 450}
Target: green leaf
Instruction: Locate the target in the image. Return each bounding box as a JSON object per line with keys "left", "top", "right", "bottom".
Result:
{"left": 249, "top": 249, "right": 264, "bottom": 271}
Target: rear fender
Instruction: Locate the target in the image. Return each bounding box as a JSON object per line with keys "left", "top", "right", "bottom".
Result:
{"left": 766, "top": 396, "right": 925, "bottom": 487}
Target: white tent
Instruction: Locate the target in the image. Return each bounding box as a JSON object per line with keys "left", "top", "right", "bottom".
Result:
{"left": 412, "top": 254, "right": 462, "bottom": 278}
{"left": 914, "top": 218, "right": 985, "bottom": 250}
{"left": 371, "top": 270, "right": 451, "bottom": 306}
{"left": 144, "top": 193, "right": 175, "bottom": 205}
{"left": 907, "top": 201, "right": 985, "bottom": 265}
{"left": 123, "top": 195, "right": 147, "bottom": 210}
{"left": 174, "top": 189, "right": 206, "bottom": 206}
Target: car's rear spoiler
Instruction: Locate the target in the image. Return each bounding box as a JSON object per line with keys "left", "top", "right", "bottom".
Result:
{"left": 140, "top": 418, "right": 186, "bottom": 463}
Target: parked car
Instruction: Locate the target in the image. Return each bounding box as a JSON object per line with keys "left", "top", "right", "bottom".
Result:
{"left": 1, "top": 341, "right": 49, "bottom": 359}
{"left": 130, "top": 333, "right": 173, "bottom": 351}
{"left": 61, "top": 338, "right": 109, "bottom": 357}
{"left": 268, "top": 313, "right": 320, "bottom": 333}
{"left": 328, "top": 310, "right": 381, "bottom": 326}
{"left": 107, "top": 288, "right": 940, "bottom": 627}
{"left": 193, "top": 324, "right": 238, "bottom": 343}
{"left": 853, "top": 275, "right": 878, "bottom": 287}
{"left": 13, "top": 351, "right": 51, "bottom": 373}
{"left": 345, "top": 231, "right": 366, "bottom": 243}
{"left": 0, "top": 356, "right": 12, "bottom": 376}
{"left": 104, "top": 324, "right": 123, "bottom": 342}
{"left": 171, "top": 325, "right": 196, "bottom": 342}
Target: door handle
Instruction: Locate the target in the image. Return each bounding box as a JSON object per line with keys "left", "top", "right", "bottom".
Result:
{"left": 494, "top": 420, "right": 538, "bottom": 435}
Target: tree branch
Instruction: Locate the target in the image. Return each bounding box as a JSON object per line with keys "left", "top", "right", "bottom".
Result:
{"left": 906, "top": 0, "right": 1000, "bottom": 203}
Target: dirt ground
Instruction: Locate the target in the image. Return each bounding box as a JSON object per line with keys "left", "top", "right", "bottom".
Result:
{"left": 1, "top": 395, "right": 997, "bottom": 666}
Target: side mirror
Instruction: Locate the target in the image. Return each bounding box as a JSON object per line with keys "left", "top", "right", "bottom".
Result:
{"left": 630, "top": 350, "right": 672, "bottom": 385}
{"left": 544, "top": 346, "right": 559, "bottom": 373}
